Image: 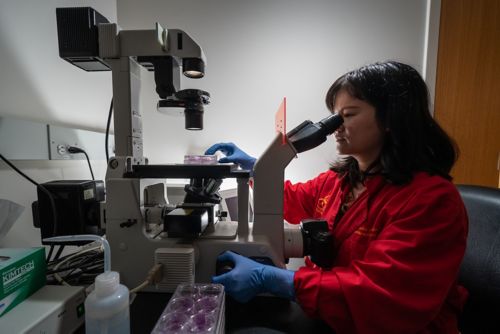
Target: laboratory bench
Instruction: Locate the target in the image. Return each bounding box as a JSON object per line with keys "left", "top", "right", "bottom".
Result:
{"left": 131, "top": 292, "right": 334, "bottom": 333}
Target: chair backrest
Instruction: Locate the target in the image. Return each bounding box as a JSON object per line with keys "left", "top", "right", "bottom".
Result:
{"left": 457, "top": 185, "right": 500, "bottom": 334}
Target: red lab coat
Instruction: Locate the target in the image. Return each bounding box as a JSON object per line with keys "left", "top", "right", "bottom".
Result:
{"left": 284, "top": 170, "right": 468, "bottom": 334}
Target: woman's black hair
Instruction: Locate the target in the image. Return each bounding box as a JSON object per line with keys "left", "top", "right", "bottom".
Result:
{"left": 326, "top": 61, "right": 458, "bottom": 185}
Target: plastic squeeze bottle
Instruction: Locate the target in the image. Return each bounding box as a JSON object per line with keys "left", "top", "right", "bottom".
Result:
{"left": 43, "top": 235, "right": 130, "bottom": 334}
{"left": 85, "top": 271, "right": 130, "bottom": 334}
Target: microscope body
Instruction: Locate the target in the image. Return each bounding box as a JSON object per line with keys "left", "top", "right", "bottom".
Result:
{"left": 98, "top": 20, "right": 288, "bottom": 291}
{"left": 56, "top": 7, "right": 342, "bottom": 292}
{"left": 56, "top": 7, "right": 298, "bottom": 292}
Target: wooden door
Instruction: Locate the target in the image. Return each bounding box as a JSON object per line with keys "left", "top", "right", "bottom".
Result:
{"left": 434, "top": 0, "right": 500, "bottom": 187}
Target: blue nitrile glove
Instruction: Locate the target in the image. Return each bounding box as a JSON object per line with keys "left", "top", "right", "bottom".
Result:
{"left": 212, "top": 251, "right": 295, "bottom": 303}
{"left": 205, "top": 143, "right": 256, "bottom": 171}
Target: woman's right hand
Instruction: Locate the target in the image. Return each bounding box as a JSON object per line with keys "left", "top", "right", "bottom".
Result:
{"left": 205, "top": 142, "right": 256, "bottom": 170}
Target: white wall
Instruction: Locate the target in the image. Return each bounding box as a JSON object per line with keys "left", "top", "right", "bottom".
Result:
{"left": 117, "top": 0, "right": 428, "bottom": 184}
{"left": 0, "top": 0, "right": 116, "bottom": 248}
{"left": 1, "top": 0, "right": 433, "bottom": 247}
{"left": 0, "top": 0, "right": 116, "bottom": 131}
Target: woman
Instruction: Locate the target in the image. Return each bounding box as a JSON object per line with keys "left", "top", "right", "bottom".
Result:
{"left": 206, "top": 61, "right": 468, "bottom": 333}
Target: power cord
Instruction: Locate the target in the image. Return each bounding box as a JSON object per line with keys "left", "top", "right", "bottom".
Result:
{"left": 0, "top": 153, "right": 59, "bottom": 236}
{"left": 105, "top": 98, "right": 113, "bottom": 162}
{"left": 53, "top": 244, "right": 65, "bottom": 261}
{"left": 51, "top": 244, "right": 103, "bottom": 286}
{"left": 67, "top": 146, "right": 95, "bottom": 180}
{"left": 46, "top": 244, "right": 66, "bottom": 262}
{"left": 130, "top": 263, "right": 164, "bottom": 294}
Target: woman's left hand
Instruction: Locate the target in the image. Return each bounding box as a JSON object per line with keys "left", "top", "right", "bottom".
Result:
{"left": 212, "top": 251, "right": 295, "bottom": 303}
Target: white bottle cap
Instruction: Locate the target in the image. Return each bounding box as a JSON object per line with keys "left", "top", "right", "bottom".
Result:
{"left": 95, "top": 271, "right": 120, "bottom": 297}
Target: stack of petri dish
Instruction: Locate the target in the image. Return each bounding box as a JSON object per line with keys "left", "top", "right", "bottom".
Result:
{"left": 183, "top": 155, "right": 218, "bottom": 165}
{"left": 151, "top": 284, "right": 225, "bottom": 334}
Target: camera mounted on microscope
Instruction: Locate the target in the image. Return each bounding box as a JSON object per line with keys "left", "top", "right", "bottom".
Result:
{"left": 300, "top": 219, "right": 335, "bottom": 269}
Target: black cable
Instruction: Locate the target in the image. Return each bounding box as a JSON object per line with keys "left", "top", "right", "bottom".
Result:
{"left": 47, "top": 256, "right": 103, "bottom": 274}
{"left": 67, "top": 147, "right": 95, "bottom": 180}
{"left": 46, "top": 249, "right": 104, "bottom": 285}
{"left": 46, "top": 245, "right": 54, "bottom": 262}
{"left": 0, "top": 153, "right": 59, "bottom": 236}
{"left": 66, "top": 270, "right": 102, "bottom": 285}
{"left": 53, "top": 245, "right": 65, "bottom": 261}
{"left": 51, "top": 251, "right": 104, "bottom": 285}
{"left": 153, "top": 231, "right": 163, "bottom": 239}
{"left": 82, "top": 151, "right": 95, "bottom": 180}
{"left": 0, "top": 154, "right": 39, "bottom": 186}
{"left": 48, "top": 262, "right": 103, "bottom": 285}
{"left": 105, "top": 98, "right": 113, "bottom": 162}
{"left": 46, "top": 241, "right": 93, "bottom": 264}
{"left": 63, "top": 252, "right": 103, "bottom": 279}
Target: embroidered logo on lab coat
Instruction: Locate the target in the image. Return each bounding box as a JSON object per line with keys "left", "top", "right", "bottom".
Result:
{"left": 315, "top": 195, "right": 330, "bottom": 215}
{"left": 354, "top": 226, "right": 379, "bottom": 238}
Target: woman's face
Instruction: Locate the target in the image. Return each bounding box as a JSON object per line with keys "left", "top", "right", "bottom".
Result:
{"left": 333, "top": 89, "right": 385, "bottom": 170}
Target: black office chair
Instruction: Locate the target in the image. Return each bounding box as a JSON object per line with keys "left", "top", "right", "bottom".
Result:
{"left": 457, "top": 184, "right": 500, "bottom": 334}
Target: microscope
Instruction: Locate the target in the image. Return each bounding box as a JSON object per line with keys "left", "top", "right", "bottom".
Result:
{"left": 55, "top": 7, "right": 343, "bottom": 292}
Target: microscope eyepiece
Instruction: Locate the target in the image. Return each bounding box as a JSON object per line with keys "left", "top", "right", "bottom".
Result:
{"left": 318, "top": 113, "right": 343, "bottom": 135}
{"left": 288, "top": 113, "right": 344, "bottom": 153}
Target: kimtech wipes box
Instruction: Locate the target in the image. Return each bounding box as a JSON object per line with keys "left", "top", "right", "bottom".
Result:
{"left": 0, "top": 248, "right": 46, "bottom": 317}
